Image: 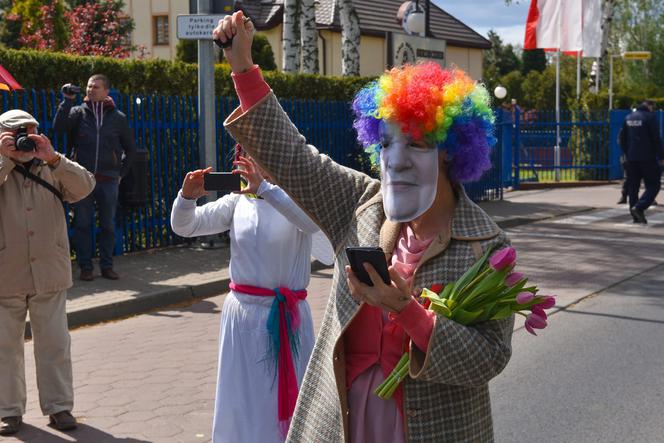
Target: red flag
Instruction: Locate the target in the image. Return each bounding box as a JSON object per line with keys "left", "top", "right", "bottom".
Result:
{"left": 524, "top": 0, "right": 582, "bottom": 53}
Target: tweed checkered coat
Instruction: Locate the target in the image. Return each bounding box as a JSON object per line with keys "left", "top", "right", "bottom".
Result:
{"left": 224, "top": 93, "right": 514, "bottom": 443}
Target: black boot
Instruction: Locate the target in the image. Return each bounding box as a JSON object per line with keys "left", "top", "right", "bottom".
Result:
{"left": 630, "top": 207, "right": 647, "bottom": 224}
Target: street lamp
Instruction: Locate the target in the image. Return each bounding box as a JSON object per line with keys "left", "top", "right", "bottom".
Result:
{"left": 403, "top": 0, "right": 430, "bottom": 36}
{"left": 407, "top": 5, "right": 425, "bottom": 35}
{"left": 494, "top": 85, "right": 507, "bottom": 100}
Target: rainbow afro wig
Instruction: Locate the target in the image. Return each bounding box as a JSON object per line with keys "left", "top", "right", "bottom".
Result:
{"left": 351, "top": 62, "right": 496, "bottom": 183}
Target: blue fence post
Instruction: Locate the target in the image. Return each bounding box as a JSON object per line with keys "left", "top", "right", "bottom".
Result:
{"left": 497, "top": 109, "right": 512, "bottom": 188}
{"left": 609, "top": 110, "right": 629, "bottom": 180}
{"left": 513, "top": 107, "right": 520, "bottom": 189}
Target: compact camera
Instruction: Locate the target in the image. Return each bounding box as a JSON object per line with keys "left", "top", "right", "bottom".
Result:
{"left": 61, "top": 83, "right": 81, "bottom": 96}
{"left": 15, "top": 127, "right": 36, "bottom": 152}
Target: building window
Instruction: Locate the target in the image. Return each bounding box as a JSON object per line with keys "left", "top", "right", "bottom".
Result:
{"left": 153, "top": 15, "right": 169, "bottom": 46}
{"left": 118, "top": 14, "right": 132, "bottom": 49}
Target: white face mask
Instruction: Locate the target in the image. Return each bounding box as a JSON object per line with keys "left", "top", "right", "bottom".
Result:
{"left": 380, "top": 123, "right": 439, "bottom": 222}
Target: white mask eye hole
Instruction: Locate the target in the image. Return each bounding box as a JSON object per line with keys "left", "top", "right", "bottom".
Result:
{"left": 408, "top": 143, "right": 431, "bottom": 153}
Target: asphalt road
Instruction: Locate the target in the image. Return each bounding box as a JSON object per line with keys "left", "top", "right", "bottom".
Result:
{"left": 7, "top": 206, "right": 664, "bottom": 442}
{"left": 492, "top": 206, "right": 664, "bottom": 442}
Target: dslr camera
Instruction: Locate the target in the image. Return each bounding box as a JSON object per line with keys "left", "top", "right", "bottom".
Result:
{"left": 15, "top": 127, "right": 36, "bottom": 152}
{"left": 61, "top": 83, "right": 81, "bottom": 96}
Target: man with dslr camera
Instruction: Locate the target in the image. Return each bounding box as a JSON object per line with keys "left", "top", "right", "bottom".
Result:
{"left": 53, "top": 74, "right": 136, "bottom": 281}
{"left": 0, "top": 110, "right": 95, "bottom": 435}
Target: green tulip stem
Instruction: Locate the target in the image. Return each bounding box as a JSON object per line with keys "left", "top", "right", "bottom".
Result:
{"left": 454, "top": 267, "right": 491, "bottom": 300}
{"left": 375, "top": 352, "right": 410, "bottom": 399}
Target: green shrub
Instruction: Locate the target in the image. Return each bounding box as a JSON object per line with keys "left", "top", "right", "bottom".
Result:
{"left": 0, "top": 48, "right": 371, "bottom": 100}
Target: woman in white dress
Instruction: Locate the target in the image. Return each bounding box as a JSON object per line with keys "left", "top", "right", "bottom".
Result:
{"left": 170, "top": 152, "right": 333, "bottom": 443}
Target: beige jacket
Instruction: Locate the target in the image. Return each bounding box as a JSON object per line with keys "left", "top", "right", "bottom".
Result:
{"left": 225, "top": 93, "right": 514, "bottom": 442}
{"left": 0, "top": 154, "right": 95, "bottom": 296}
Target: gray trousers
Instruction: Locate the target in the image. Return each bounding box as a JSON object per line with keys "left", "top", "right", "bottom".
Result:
{"left": 0, "top": 290, "right": 73, "bottom": 417}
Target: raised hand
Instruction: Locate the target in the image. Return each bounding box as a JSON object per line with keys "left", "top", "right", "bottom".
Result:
{"left": 212, "top": 11, "right": 255, "bottom": 73}
{"left": 181, "top": 167, "right": 213, "bottom": 200}
{"left": 233, "top": 155, "right": 264, "bottom": 195}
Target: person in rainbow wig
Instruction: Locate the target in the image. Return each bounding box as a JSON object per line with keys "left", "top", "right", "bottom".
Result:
{"left": 215, "top": 12, "right": 515, "bottom": 443}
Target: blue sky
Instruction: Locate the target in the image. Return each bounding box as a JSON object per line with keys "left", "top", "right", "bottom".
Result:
{"left": 432, "top": 0, "right": 530, "bottom": 46}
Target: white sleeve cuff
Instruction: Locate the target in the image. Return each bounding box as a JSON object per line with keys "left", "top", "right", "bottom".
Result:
{"left": 176, "top": 190, "right": 198, "bottom": 207}
{"left": 256, "top": 179, "right": 275, "bottom": 197}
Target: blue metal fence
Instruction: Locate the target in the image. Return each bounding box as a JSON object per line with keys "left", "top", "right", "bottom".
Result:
{"left": 498, "top": 108, "right": 664, "bottom": 188}
{"left": 2, "top": 89, "right": 503, "bottom": 256}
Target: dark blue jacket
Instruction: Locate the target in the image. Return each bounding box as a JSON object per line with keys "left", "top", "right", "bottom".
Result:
{"left": 53, "top": 98, "right": 136, "bottom": 178}
{"left": 618, "top": 105, "right": 664, "bottom": 162}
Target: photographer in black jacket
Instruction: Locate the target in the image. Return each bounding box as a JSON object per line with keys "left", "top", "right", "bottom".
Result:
{"left": 53, "top": 74, "right": 136, "bottom": 280}
{"left": 618, "top": 100, "right": 664, "bottom": 224}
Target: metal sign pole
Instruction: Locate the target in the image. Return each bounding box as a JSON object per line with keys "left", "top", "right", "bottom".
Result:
{"left": 198, "top": 0, "right": 216, "bottom": 178}
{"left": 197, "top": 0, "right": 220, "bottom": 248}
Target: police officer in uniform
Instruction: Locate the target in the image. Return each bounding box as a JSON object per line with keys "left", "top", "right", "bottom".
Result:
{"left": 618, "top": 100, "right": 664, "bottom": 224}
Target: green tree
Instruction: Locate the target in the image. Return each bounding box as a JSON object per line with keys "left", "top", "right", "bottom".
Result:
{"left": 611, "top": 0, "right": 664, "bottom": 95}
{"left": 499, "top": 70, "right": 524, "bottom": 105}
{"left": 522, "top": 56, "right": 576, "bottom": 110}
{"left": 0, "top": 0, "right": 21, "bottom": 49}
{"left": 218, "top": 33, "right": 276, "bottom": 71}
{"left": 176, "top": 39, "right": 197, "bottom": 64}
{"left": 65, "top": 0, "right": 134, "bottom": 58}
{"left": 521, "top": 49, "right": 547, "bottom": 75}
{"left": 484, "top": 30, "right": 521, "bottom": 84}
{"left": 8, "top": 0, "right": 69, "bottom": 51}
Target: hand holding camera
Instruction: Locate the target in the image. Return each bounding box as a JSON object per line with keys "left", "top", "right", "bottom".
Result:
{"left": 29, "top": 133, "right": 58, "bottom": 163}
{"left": 61, "top": 83, "right": 81, "bottom": 99}
{"left": 232, "top": 155, "right": 264, "bottom": 195}
{"left": 181, "top": 167, "right": 213, "bottom": 200}
{"left": 0, "top": 128, "right": 57, "bottom": 163}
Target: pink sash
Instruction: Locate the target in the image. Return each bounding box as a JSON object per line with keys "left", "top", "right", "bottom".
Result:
{"left": 229, "top": 282, "right": 307, "bottom": 438}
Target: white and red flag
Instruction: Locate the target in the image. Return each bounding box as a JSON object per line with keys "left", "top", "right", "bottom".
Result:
{"left": 524, "top": 0, "right": 601, "bottom": 56}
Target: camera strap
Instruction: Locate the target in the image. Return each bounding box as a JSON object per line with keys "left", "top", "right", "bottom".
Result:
{"left": 13, "top": 164, "right": 64, "bottom": 203}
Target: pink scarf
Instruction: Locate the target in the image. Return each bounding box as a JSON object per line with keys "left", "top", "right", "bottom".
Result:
{"left": 391, "top": 224, "right": 435, "bottom": 285}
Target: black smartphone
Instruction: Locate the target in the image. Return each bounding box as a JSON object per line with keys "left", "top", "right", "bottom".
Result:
{"left": 345, "top": 247, "right": 390, "bottom": 287}
{"left": 203, "top": 172, "right": 241, "bottom": 192}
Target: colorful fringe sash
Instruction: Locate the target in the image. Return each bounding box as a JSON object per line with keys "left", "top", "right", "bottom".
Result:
{"left": 229, "top": 282, "right": 307, "bottom": 438}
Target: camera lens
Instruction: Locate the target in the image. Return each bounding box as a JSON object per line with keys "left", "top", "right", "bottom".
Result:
{"left": 15, "top": 129, "right": 36, "bottom": 152}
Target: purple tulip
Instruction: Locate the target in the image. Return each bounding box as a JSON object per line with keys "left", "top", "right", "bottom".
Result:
{"left": 524, "top": 313, "right": 548, "bottom": 335}
{"left": 489, "top": 247, "right": 517, "bottom": 271}
{"left": 516, "top": 291, "right": 534, "bottom": 305}
{"left": 538, "top": 295, "right": 556, "bottom": 309}
{"left": 531, "top": 305, "right": 547, "bottom": 320}
{"left": 505, "top": 272, "right": 524, "bottom": 287}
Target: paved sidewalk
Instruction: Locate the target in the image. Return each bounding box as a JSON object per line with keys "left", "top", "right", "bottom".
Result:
{"left": 47, "top": 184, "right": 626, "bottom": 333}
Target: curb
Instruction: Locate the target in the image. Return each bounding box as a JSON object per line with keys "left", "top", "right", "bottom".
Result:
{"left": 25, "top": 209, "right": 587, "bottom": 337}
{"left": 516, "top": 181, "right": 618, "bottom": 190}
{"left": 25, "top": 260, "right": 334, "bottom": 338}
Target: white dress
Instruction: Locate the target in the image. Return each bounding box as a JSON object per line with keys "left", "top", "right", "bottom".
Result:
{"left": 170, "top": 181, "right": 333, "bottom": 443}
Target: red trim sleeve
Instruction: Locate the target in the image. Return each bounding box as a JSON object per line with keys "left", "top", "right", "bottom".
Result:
{"left": 391, "top": 299, "right": 435, "bottom": 351}
{"left": 231, "top": 65, "right": 271, "bottom": 112}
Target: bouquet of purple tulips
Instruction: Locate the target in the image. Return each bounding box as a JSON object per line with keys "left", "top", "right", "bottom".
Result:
{"left": 375, "top": 245, "right": 556, "bottom": 400}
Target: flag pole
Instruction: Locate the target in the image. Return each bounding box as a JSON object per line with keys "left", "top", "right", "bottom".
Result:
{"left": 576, "top": 53, "right": 581, "bottom": 100}
{"left": 555, "top": 49, "right": 561, "bottom": 182}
